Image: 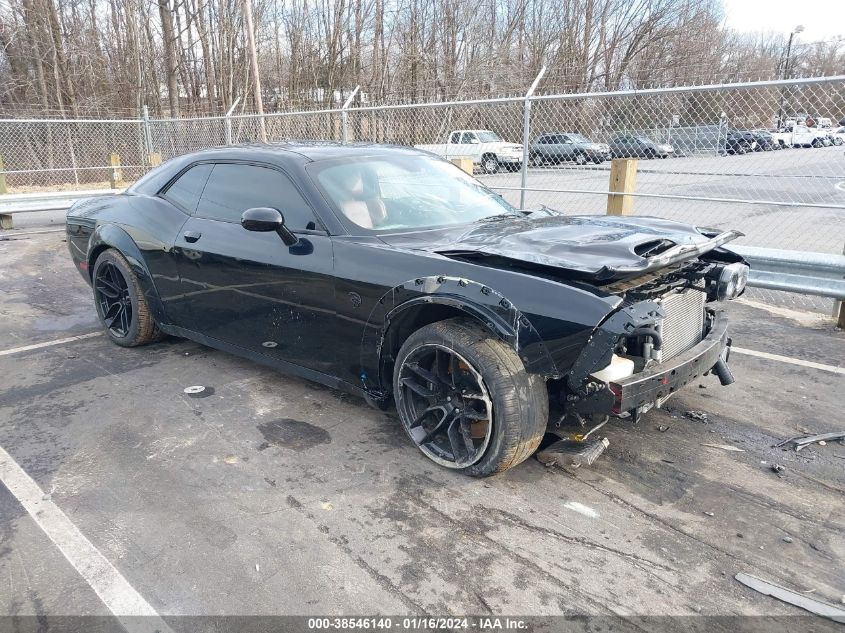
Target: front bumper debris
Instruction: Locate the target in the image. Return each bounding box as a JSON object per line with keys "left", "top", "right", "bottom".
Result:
{"left": 608, "top": 311, "right": 730, "bottom": 413}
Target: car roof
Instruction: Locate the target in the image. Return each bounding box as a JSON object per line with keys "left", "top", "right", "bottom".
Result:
{"left": 127, "top": 142, "right": 434, "bottom": 196}
{"left": 179, "top": 141, "right": 427, "bottom": 163}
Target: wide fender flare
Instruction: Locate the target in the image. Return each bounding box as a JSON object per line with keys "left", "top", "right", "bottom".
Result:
{"left": 359, "top": 275, "right": 558, "bottom": 395}
{"left": 88, "top": 223, "right": 168, "bottom": 324}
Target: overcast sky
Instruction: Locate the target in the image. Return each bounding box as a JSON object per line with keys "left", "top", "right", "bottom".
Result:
{"left": 723, "top": 0, "right": 844, "bottom": 42}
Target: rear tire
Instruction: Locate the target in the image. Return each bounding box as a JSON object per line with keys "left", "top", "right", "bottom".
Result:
{"left": 92, "top": 249, "right": 164, "bottom": 347}
{"left": 393, "top": 318, "right": 548, "bottom": 476}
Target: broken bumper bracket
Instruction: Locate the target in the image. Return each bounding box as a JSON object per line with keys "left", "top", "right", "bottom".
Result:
{"left": 609, "top": 311, "right": 731, "bottom": 414}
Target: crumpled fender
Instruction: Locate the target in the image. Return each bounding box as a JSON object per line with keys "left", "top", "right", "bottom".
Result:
{"left": 359, "top": 275, "right": 557, "bottom": 395}
{"left": 87, "top": 223, "right": 168, "bottom": 324}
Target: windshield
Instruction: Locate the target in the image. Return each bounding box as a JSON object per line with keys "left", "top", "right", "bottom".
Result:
{"left": 476, "top": 131, "right": 503, "bottom": 142}
{"left": 311, "top": 155, "right": 519, "bottom": 232}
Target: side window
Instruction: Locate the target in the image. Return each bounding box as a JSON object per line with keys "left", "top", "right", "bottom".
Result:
{"left": 461, "top": 132, "right": 477, "bottom": 144}
{"left": 162, "top": 163, "right": 213, "bottom": 213}
{"left": 196, "top": 163, "right": 317, "bottom": 231}
{"left": 449, "top": 132, "right": 461, "bottom": 144}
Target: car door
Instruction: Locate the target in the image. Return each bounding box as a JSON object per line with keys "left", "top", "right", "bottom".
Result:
{"left": 460, "top": 131, "right": 480, "bottom": 161}
{"left": 533, "top": 135, "right": 549, "bottom": 160}
{"left": 612, "top": 136, "right": 630, "bottom": 157}
{"left": 173, "top": 161, "right": 337, "bottom": 374}
{"left": 556, "top": 135, "right": 575, "bottom": 160}
{"left": 153, "top": 162, "right": 214, "bottom": 326}
{"left": 445, "top": 131, "right": 462, "bottom": 160}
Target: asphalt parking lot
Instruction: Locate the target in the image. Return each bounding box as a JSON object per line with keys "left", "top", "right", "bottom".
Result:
{"left": 1, "top": 229, "right": 843, "bottom": 628}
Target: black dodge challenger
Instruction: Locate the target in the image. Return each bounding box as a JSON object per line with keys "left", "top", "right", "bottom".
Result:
{"left": 66, "top": 143, "right": 748, "bottom": 476}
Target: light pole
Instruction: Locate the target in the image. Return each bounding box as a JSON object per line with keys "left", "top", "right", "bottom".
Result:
{"left": 777, "top": 25, "right": 804, "bottom": 129}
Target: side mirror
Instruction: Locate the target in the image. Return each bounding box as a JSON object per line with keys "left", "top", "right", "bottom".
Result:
{"left": 241, "top": 207, "right": 298, "bottom": 246}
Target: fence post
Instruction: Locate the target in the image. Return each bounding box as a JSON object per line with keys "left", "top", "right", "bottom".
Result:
{"left": 109, "top": 153, "right": 125, "bottom": 189}
{"left": 0, "top": 154, "right": 7, "bottom": 194}
{"left": 142, "top": 105, "right": 154, "bottom": 159}
{"left": 835, "top": 242, "right": 845, "bottom": 329}
{"left": 341, "top": 85, "right": 360, "bottom": 144}
{"left": 519, "top": 66, "right": 546, "bottom": 210}
{"left": 606, "top": 158, "right": 638, "bottom": 215}
{"left": 224, "top": 97, "right": 241, "bottom": 145}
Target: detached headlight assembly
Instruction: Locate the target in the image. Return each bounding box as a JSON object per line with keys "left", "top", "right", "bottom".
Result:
{"left": 715, "top": 262, "right": 749, "bottom": 301}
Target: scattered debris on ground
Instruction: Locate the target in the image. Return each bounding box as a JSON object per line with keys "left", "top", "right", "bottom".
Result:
{"left": 735, "top": 572, "right": 845, "bottom": 623}
{"left": 184, "top": 385, "right": 214, "bottom": 398}
{"left": 537, "top": 437, "right": 610, "bottom": 470}
{"left": 684, "top": 410, "right": 709, "bottom": 422}
{"left": 774, "top": 431, "right": 845, "bottom": 452}
{"left": 701, "top": 443, "right": 745, "bottom": 452}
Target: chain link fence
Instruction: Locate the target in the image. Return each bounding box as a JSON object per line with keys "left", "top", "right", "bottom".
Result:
{"left": 2, "top": 76, "right": 843, "bottom": 311}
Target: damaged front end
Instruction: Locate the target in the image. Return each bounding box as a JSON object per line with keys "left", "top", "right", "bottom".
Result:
{"left": 560, "top": 254, "right": 747, "bottom": 423}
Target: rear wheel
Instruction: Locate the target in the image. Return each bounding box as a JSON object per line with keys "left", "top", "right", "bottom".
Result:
{"left": 481, "top": 154, "right": 499, "bottom": 174}
{"left": 530, "top": 153, "right": 545, "bottom": 167}
{"left": 393, "top": 319, "right": 548, "bottom": 476}
{"left": 92, "top": 249, "right": 163, "bottom": 347}
{"left": 574, "top": 152, "right": 588, "bottom": 165}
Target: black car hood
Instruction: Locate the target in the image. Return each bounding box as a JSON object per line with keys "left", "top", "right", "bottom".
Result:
{"left": 378, "top": 212, "right": 741, "bottom": 281}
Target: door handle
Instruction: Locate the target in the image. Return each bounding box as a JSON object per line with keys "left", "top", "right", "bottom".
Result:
{"left": 183, "top": 231, "right": 202, "bottom": 243}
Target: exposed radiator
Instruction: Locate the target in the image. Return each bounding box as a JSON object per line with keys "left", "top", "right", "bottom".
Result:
{"left": 658, "top": 286, "right": 706, "bottom": 360}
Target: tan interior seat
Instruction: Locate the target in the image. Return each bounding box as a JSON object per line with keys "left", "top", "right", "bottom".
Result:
{"left": 336, "top": 171, "right": 387, "bottom": 228}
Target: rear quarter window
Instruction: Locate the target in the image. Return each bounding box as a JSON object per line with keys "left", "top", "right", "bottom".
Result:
{"left": 162, "top": 164, "right": 213, "bottom": 213}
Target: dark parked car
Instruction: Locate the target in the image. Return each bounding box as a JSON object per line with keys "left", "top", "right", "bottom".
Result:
{"left": 751, "top": 130, "right": 778, "bottom": 150}
{"left": 530, "top": 133, "right": 607, "bottom": 166}
{"left": 608, "top": 135, "right": 674, "bottom": 159}
{"left": 723, "top": 131, "right": 754, "bottom": 155}
{"left": 67, "top": 144, "right": 748, "bottom": 476}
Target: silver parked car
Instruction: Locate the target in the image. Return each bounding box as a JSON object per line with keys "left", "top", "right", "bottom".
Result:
{"left": 530, "top": 133, "right": 607, "bottom": 166}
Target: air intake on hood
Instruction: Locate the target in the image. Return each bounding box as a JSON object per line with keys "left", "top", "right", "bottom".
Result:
{"left": 635, "top": 239, "right": 675, "bottom": 258}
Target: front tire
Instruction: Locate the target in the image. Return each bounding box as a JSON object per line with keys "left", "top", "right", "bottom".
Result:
{"left": 92, "top": 249, "right": 163, "bottom": 347}
{"left": 481, "top": 154, "right": 499, "bottom": 174}
{"left": 393, "top": 319, "right": 548, "bottom": 476}
{"left": 574, "top": 152, "right": 587, "bottom": 165}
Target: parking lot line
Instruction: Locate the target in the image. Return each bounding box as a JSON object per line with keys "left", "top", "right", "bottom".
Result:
{"left": 0, "top": 445, "right": 172, "bottom": 632}
{"left": 732, "top": 346, "right": 845, "bottom": 375}
{"left": 0, "top": 332, "right": 100, "bottom": 357}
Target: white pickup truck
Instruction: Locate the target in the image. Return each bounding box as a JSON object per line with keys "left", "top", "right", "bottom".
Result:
{"left": 415, "top": 130, "right": 524, "bottom": 173}
{"left": 772, "top": 120, "right": 834, "bottom": 148}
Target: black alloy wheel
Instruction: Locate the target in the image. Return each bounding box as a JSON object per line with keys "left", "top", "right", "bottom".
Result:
{"left": 95, "top": 260, "right": 133, "bottom": 338}
{"left": 396, "top": 344, "right": 493, "bottom": 469}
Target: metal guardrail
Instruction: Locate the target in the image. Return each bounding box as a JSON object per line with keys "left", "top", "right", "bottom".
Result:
{"left": 0, "top": 189, "right": 120, "bottom": 213}
{"left": 0, "top": 189, "right": 121, "bottom": 228}
{"left": 730, "top": 245, "right": 845, "bottom": 301}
